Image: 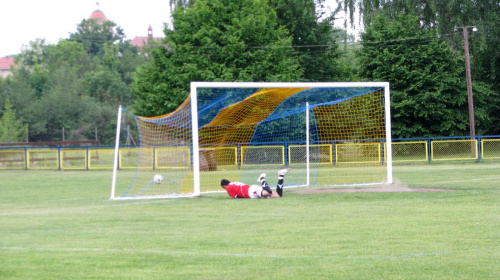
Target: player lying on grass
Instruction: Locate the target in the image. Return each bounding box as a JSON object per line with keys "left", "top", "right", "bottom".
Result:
{"left": 220, "top": 168, "right": 290, "bottom": 199}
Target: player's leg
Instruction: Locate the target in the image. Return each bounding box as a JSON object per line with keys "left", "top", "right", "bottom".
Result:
{"left": 276, "top": 168, "right": 291, "bottom": 197}
{"left": 269, "top": 191, "right": 281, "bottom": 198}
{"left": 258, "top": 173, "right": 273, "bottom": 195}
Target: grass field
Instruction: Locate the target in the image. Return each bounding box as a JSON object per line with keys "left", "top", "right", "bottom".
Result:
{"left": 1, "top": 163, "right": 499, "bottom": 279}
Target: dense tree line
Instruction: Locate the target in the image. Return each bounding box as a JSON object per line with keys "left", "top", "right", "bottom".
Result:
{"left": 0, "top": 19, "right": 146, "bottom": 145}
{"left": 344, "top": 0, "right": 500, "bottom": 136}
{"left": 1, "top": 0, "right": 499, "bottom": 144}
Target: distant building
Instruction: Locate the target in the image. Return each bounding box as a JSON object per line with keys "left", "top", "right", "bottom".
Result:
{"left": 0, "top": 56, "right": 15, "bottom": 78}
{"left": 89, "top": 3, "right": 108, "bottom": 24}
{"left": 130, "top": 25, "right": 162, "bottom": 48}
{"left": 89, "top": 3, "right": 161, "bottom": 49}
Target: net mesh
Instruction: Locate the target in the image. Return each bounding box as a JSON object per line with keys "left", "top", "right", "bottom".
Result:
{"left": 114, "top": 85, "right": 389, "bottom": 198}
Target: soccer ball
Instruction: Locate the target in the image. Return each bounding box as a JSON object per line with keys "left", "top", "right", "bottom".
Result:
{"left": 152, "top": 174, "right": 164, "bottom": 184}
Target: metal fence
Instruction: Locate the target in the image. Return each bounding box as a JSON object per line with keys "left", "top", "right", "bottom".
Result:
{"left": 1, "top": 136, "right": 500, "bottom": 170}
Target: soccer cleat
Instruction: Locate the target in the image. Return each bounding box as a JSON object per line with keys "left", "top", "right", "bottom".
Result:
{"left": 257, "top": 173, "right": 267, "bottom": 183}
{"left": 278, "top": 168, "right": 291, "bottom": 177}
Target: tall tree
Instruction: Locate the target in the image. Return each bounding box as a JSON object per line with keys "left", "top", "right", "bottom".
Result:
{"left": 269, "top": 0, "right": 347, "bottom": 81}
{"left": 344, "top": 0, "right": 500, "bottom": 136}
{"left": 355, "top": 1, "right": 500, "bottom": 92}
{"left": 169, "top": 0, "right": 195, "bottom": 10}
{"left": 69, "top": 19, "right": 126, "bottom": 57}
{"left": 133, "top": 0, "right": 302, "bottom": 116}
{"left": 170, "top": 0, "right": 347, "bottom": 81}
{"left": 45, "top": 41, "right": 93, "bottom": 78}
{"left": 15, "top": 39, "right": 49, "bottom": 67}
{"left": 358, "top": 14, "right": 468, "bottom": 138}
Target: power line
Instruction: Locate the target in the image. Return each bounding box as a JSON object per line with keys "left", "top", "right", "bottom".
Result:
{"left": 59, "top": 29, "right": 470, "bottom": 57}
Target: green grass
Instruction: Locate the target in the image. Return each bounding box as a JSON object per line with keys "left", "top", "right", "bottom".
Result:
{"left": 1, "top": 164, "right": 499, "bottom": 279}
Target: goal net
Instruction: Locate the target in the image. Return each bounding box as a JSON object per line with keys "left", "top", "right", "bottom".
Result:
{"left": 111, "top": 82, "right": 392, "bottom": 199}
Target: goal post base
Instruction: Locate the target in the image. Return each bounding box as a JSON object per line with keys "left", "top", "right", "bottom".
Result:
{"left": 110, "top": 193, "right": 200, "bottom": 200}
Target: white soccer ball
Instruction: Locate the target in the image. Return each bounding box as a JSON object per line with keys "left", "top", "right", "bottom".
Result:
{"left": 152, "top": 174, "right": 164, "bottom": 184}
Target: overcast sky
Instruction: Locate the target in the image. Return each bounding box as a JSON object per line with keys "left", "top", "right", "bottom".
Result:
{"left": 0, "top": 0, "right": 171, "bottom": 57}
{"left": 0, "top": 0, "right": 346, "bottom": 58}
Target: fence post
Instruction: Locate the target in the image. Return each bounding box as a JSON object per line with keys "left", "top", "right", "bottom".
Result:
{"left": 86, "top": 146, "right": 89, "bottom": 170}
{"left": 58, "top": 147, "right": 61, "bottom": 171}
{"left": 24, "top": 147, "right": 28, "bottom": 170}
{"left": 333, "top": 142, "right": 337, "bottom": 166}
{"left": 153, "top": 146, "right": 156, "bottom": 170}
{"left": 237, "top": 144, "right": 241, "bottom": 169}
{"left": 284, "top": 142, "right": 289, "bottom": 167}
{"left": 427, "top": 138, "right": 432, "bottom": 163}
{"left": 477, "top": 136, "right": 482, "bottom": 162}
{"left": 381, "top": 140, "right": 385, "bottom": 165}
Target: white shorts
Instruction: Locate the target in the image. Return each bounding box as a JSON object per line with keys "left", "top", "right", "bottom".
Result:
{"left": 248, "top": 185, "right": 263, "bottom": 199}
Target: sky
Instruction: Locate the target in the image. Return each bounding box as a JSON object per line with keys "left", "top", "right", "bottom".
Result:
{"left": 0, "top": 0, "right": 348, "bottom": 58}
{"left": 0, "top": 0, "right": 172, "bottom": 58}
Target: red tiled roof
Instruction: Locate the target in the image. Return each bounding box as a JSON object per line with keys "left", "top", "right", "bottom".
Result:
{"left": 0, "top": 56, "right": 15, "bottom": 69}
{"left": 89, "top": 9, "right": 108, "bottom": 23}
{"left": 131, "top": 36, "right": 149, "bottom": 48}
{"left": 131, "top": 36, "right": 162, "bottom": 48}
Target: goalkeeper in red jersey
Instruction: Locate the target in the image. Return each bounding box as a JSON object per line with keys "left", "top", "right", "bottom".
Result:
{"left": 220, "top": 168, "right": 290, "bottom": 199}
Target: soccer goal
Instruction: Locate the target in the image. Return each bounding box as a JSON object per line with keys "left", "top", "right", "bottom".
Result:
{"left": 111, "top": 82, "right": 392, "bottom": 200}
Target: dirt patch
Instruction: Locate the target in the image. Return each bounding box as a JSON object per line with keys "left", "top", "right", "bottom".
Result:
{"left": 293, "top": 187, "right": 452, "bottom": 194}
{"left": 294, "top": 178, "right": 451, "bottom": 193}
{"left": 293, "top": 178, "right": 453, "bottom": 194}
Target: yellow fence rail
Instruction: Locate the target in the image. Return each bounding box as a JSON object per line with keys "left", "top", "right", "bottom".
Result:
{"left": 1, "top": 137, "right": 500, "bottom": 170}
{"left": 431, "top": 139, "right": 478, "bottom": 161}
{"left": 481, "top": 139, "right": 500, "bottom": 160}
{"left": 391, "top": 141, "right": 428, "bottom": 162}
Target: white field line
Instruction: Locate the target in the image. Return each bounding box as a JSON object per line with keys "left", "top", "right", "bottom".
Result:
{"left": 1, "top": 246, "right": 498, "bottom": 260}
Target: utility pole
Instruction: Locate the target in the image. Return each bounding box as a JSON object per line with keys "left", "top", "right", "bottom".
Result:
{"left": 455, "top": 26, "right": 478, "bottom": 137}
{"left": 455, "top": 25, "right": 478, "bottom": 158}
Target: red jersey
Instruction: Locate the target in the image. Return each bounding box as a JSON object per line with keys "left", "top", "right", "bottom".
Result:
{"left": 225, "top": 182, "right": 250, "bottom": 198}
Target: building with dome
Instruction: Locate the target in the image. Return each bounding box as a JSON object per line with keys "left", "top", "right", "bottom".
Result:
{"left": 88, "top": 2, "right": 108, "bottom": 24}
{"left": 89, "top": 8, "right": 108, "bottom": 24}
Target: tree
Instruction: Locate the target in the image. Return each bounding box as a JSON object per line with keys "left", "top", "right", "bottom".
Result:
{"left": 0, "top": 10, "right": 145, "bottom": 143}
{"left": 170, "top": 0, "right": 349, "bottom": 82}
{"left": 169, "top": 0, "right": 194, "bottom": 10}
{"left": 69, "top": 19, "right": 126, "bottom": 58}
{"left": 1, "top": 66, "right": 38, "bottom": 120}
{"left": 471, "top": 81, "right": 500, "bottom": 135}
{"left": 132, "top": 0, "right": 303, "bottom": 116}
{"left": 344, "top": 0, "right": 500, "bottom": 136}
{"left": 82, "top": 44, "right": 136, "bottom": 106}
{"left": 347, "top": 0, "right": 500, "bottom": 93}
{"left": 358, "top": 14, "right": 468, "bottom": 138}
{"left": 45, "top": 40, "right": 93, "bottom": 78}
{"left": 269, "top": 0, "right": 348, "bottom": 81}
{"left": 0, "top": 99, "right": 27, "bottom": 142}
{"left": 15, "top": 39, "right": 49, "bottom": 67}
